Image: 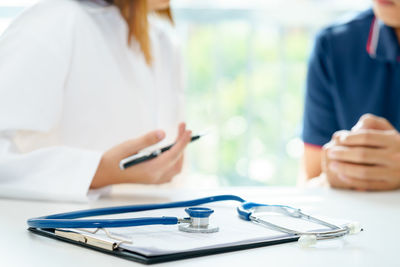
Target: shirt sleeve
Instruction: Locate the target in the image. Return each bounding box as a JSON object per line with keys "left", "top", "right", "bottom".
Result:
{"left": 302, "top": 29, "right": 339, "bottom": 147}
{"left": 0, "top": 2, "right": 104, "bottom": 202}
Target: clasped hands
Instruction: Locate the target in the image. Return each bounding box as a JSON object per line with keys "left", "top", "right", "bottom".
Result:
{"left": 322, "top": 114, "right": 400, "bottom": 191}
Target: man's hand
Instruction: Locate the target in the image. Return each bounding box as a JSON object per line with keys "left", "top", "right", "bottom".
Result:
{"left": 323, "top": 114, "right": 400, "bottom": 191}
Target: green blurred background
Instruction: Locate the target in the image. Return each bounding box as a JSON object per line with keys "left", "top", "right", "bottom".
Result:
{"left": 172, "top": 0, "right": 369, "bottom": 187}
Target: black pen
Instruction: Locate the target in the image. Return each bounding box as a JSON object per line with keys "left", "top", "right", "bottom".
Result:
{"left": 119, "top": 134, "right": 203, "bottom": 170}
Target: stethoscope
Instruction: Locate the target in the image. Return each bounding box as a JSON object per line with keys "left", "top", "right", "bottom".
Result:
{"left": 27, "top": 195, "right": 362, "bottom": 247}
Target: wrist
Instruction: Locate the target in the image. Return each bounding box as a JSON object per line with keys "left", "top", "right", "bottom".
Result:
{"left": 90, "top": 155, "right": 114, "bottom": 189}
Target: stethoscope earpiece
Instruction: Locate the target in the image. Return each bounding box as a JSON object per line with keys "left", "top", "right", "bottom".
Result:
{"left": 298, "top": 221, "right": 362, "bottom": 248}
{"left": 298, "top": 234, "right": 317, "bottom": 248}
{"left": 346, "top": 222, "right": 362, "bottom": 234}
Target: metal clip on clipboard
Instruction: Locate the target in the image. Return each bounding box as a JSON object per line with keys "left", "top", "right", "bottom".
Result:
{"left": 55, "top": 228, "right": 132, "bottom": 251}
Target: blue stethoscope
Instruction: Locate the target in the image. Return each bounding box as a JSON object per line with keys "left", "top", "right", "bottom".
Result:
{"left": 27, "top": 195, "right": 361, "bottom": 247}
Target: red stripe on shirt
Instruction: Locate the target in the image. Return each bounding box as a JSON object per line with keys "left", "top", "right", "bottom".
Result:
{"left": 304, "top": 142, "right": 323, "bottom": 149}
{"left": 366, "top": 17, "right": 376, "bottom": 55}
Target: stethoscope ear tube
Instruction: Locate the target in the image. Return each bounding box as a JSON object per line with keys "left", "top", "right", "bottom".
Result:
{"left": 236, "top": 206, "right": 251, "bottom": 221}
{"left": 237, "top": 202, "right": 298, "bottom": 221}
{"left": 27, "top": 217, "right": 179, "bottom": 229}
{"left": 27, "top": 195, "right": 246, "bottom": 229}
{"left": 243, "top": 203, "right": 362, "bottom": 246}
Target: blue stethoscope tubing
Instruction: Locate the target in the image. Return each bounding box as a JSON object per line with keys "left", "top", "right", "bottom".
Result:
{"left": 27, "top": 194, "right": 361, "bottom": 246}
{"left": 27, "top": 195, "right": 251, "bottom": 229}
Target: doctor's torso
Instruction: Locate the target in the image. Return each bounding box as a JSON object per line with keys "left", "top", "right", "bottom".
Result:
{"left": 7, "top": 0, "right": 184, "bottom": 153}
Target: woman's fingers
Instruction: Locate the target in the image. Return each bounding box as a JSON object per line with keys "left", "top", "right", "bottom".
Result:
{"left": 176, "top": 122, "right": 186, "bottom": 141}
{"left": 117, "top": 130, "right": 165, "bottom": 157}
{"left": 145, "top": 133, "right": 189, "bottom": 184}
{"left": 159, "top": 130, "right": 191, "bottom": 166}
{"left": 157, "top": 155, "right": 185, "bottom": 184}
{"left": 120, "top": 123, "right": 186, "bottom": 160}
{"left": 145, "top": 130, "right": 191, "bottom": 178}
{"left": 172, "top": 155, "right": 185, "bottom": 175}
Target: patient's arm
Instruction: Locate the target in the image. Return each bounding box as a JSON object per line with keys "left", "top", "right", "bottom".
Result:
{"left": 302, "top": 144, "right": 323, "bottom": 180}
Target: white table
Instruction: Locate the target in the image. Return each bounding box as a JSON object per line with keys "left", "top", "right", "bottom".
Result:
{"left": 1, "top": 186, "right": 399, "bottom": 267}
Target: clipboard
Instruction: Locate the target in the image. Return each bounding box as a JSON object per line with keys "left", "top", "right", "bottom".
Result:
{"left": 28, "top": 227, "right": 299, "bottom": 265}
{"left": 27, "top": 203, "right": 338, "bottom": 264}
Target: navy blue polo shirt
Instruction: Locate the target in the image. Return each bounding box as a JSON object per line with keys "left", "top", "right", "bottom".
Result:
{"left": 302, "top": 9, "right": 400, "bottom": 147}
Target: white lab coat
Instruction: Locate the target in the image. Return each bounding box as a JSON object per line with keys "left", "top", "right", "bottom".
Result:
{"left": 0, "top": 0, "right": 184, "bottom": 202}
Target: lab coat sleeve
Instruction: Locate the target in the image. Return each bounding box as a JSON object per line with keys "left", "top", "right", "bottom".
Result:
{"left": 0, "top": 138, "right": 104, "bottom": 202}
{"left": 0, "top": 2, "right": 105, "bottom": 202}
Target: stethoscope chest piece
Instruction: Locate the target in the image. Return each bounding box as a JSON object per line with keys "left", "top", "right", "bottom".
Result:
{"left": 178, "top": 207, "right": 219, "bottom": 233}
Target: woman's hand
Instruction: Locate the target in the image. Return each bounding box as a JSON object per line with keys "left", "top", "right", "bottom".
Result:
{"left": 323, "top": 114, "right": 400, "bottom": 191}
{"left": 90, "top": 123, "right": 191, "bottom": 189}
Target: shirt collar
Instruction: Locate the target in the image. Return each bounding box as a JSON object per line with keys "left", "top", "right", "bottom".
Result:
{"left": 366, "top": 16, "right": 400, "bottom": 63}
